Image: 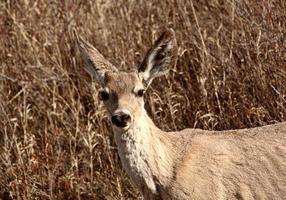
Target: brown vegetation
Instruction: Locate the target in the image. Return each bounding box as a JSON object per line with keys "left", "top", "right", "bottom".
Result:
{"left": 0, "top": 0, "right": 285, "bottom": 199}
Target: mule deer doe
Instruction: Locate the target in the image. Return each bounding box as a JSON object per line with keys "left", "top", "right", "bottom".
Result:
{"left": 75, "top": 29, "right": 286, "bottom": 199}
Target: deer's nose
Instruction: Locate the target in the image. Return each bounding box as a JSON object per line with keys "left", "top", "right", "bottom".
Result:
{"left": 111, "top": 111, "right": 131, "bottom": 128}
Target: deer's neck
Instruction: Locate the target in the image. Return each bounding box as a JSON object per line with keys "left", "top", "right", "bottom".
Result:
{"left": 113, "top": 110, "right": 173, "bottom": 194}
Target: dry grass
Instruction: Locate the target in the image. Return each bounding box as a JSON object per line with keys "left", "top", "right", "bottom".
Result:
{"left": 0, "top": 0, "right": 285, "bottom": 199}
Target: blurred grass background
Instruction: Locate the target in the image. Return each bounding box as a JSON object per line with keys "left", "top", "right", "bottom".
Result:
{"left": 0, "top": 0, "right": 285, "bottom": 199}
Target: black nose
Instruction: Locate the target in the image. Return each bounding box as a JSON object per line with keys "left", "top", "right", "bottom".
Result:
{"left": 111, "top": 113, "right": 131, "bottom": 127}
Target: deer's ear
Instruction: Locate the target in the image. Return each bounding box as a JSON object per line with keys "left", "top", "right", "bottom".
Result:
{"left": 74, "top": 31, "right": 117, "bottom": 86}
{"left": 138, "top": 29, "right": 178, "bottom": 87}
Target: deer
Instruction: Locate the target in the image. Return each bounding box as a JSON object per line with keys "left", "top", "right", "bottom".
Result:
{"left": 75, "top": 29, "right": 286, "bottom": 200}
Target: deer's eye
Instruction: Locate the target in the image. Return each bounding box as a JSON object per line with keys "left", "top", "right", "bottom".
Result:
{"left": 137, "top": 89, "right": 145, "bottom": 97}
{"left": 98, "top": 90, "right": 110, "bottom": 101}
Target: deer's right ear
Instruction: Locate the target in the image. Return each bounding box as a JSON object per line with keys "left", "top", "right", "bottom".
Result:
{"left": 138, "top": 29, "right": 178, "bottom": 87}
{"left": 74, "top": 30, "right": 117, "bottom": 86}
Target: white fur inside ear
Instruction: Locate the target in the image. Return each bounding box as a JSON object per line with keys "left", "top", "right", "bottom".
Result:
{"left": 140, "top": 41, "right": 173, "bottom": 85}
{"left": 138, "top": 71, "right": 151, "bottom": 85}
{"left": 148, "top": 43, "right": 172, "bottom": 71}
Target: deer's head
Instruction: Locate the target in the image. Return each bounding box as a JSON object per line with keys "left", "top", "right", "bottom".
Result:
{"left": 76, "top": 29, "right": 178, "bottom": 133}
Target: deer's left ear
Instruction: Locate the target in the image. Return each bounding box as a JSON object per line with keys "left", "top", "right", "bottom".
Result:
{"left": 138, "top": 29, "right": 178, "bottom": 87}
{"left": 74, "top": 30, "right": 118, "bottom": 86}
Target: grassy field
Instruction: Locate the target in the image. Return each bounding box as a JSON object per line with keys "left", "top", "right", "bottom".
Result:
{"left": 0, "top": 0, "right": 285, "bottom": 199}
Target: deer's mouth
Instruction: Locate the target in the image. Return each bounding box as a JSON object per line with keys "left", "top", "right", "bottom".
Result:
{"left": 112, "top": 123, "right": 131, "bottom": 133}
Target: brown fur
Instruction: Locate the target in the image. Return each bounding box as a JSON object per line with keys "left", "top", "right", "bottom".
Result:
{"left": 76, "top": 29, "right": 286, "bottom": 199}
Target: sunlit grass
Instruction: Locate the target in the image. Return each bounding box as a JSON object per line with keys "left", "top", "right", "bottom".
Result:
{"left": 0, "top": 0, "right": 285, "bottom": 199}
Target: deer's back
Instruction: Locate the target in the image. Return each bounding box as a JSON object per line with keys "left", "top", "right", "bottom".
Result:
{"left": 161, "top": 122, "right": 286, "bottom": 200}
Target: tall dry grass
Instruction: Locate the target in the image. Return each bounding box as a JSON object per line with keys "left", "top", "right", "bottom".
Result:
{"left": 0, "top": 0, "right": 285, "bottom": 199}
